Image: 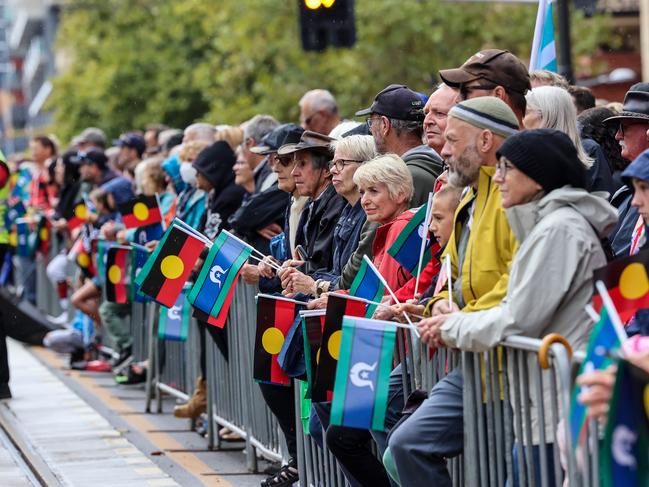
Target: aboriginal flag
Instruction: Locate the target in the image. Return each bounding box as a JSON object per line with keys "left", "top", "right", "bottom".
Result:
{"left": 134, "top": 224, "right": 205, "bottom": 307}
{"left": 105, "top": 246, "right": 130, "bottom": 304}
{"left": 592, "top": 249, "right": 649, "bottom": 322}
{"left": 70, "top": 237, "right": 96, "bottom": 278}
{"left": 119, "top": 195, "right": 162, "bottom": 229}
{"left": 301, "top": 310, "right": 326, "bottom": 399}
{"left": 65, "top": 201, "right": 88, "bottom": 231}
{"left": 254, "top": 295, "right": 305, "bottom": 386}
{"left": 35, "top": 215, "right": 51, "bottom": 256}
{"left": 312, "top": 293, "right": 367, "bottom": 402}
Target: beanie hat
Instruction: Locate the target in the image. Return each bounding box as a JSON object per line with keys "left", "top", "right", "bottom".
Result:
{"left": 192, "top": 141, "right": 236, "bottom": 189}
{"left": 496, "top": 128, "right": 587, "bottom": 193}
{"left": 448, "top": 96, "right": 519, "bottom": 138}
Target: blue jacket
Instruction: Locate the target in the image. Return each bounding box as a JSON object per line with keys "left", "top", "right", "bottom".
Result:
{"left": 176, "top": 187, "right": 206, "bottom": 229}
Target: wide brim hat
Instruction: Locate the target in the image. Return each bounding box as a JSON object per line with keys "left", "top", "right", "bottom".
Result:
{"left": 603, "top": 86, "right": 649, "bottom": 125}
{"left": 277, "top": 131, "right": 334, "bottom": 156}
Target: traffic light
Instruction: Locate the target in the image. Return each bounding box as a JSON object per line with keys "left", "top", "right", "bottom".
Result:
{"left": 299, "top": 0, "right": 356, "bottom": 52}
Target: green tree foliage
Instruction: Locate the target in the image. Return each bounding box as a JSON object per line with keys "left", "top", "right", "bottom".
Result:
{"left": 48, "top": 0, "right": 613, "bottom": 141}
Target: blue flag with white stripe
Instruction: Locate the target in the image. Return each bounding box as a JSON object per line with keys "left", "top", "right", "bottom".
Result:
{"left": 530, "top": 0, "right": 557, "bottom": 72}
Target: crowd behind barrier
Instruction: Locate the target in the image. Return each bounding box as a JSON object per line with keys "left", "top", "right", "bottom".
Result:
{"left": 2, "top": 51, "right": 648, "bottom": 487}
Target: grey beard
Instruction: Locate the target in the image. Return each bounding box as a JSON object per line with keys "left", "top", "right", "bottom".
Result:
{"left": 448, "top": 167, "right": 476, "bottom": 188}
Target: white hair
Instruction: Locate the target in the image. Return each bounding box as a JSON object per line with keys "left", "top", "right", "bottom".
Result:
{"left": 184, "top": 123, "right": 216, "bottom": 143}
{"left": 330, "top": 135, "right": 377, "bottom": 163}
{"left": 526, "top": 86, "right": 593, "bottom": 168}
{"left": 243, "top": 115, "right": 280, "bottom": 143}
{"left": 299, "top": 89, "right": 338, "bottom": 115}
{"left": 353, "top": 153, "right": 413, "bottom": 202}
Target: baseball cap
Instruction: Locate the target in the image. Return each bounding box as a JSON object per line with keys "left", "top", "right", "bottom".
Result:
{"left": 73, "top": 149, "right": 108, "bottom": 168}
{"left": 355, "top": 84, "right": 425, "bottom": 121}
{"left": 113, "top": 133, "right": 146, "bottom": 157}
{"left": 74, "top": 127, "right": 107, "bottom": 148}
{"left": 439, "top": 49, "right": 531, "bottom": 95}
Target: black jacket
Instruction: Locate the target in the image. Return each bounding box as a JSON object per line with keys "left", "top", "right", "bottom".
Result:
{"left": 228, "top": 184, "right": 289, "bottom": 254}
{"left": 299, "top": 183, "right": 347, "bottom": 276}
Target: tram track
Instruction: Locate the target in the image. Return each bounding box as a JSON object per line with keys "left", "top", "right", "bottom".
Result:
{"left": 0, "top": 402, "right": 64, "bottom": 487}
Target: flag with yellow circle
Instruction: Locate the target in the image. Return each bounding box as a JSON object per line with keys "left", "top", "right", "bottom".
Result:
{"left": 312, "top": 293, "right": 367, "bottom": 402}
{"left": 65, "top": 201, "right": 89, "bottom": 231}
{"left": 134, "top": 223, "right": 205, "bottom": 307}
{"left": 105, "top": 246, "right": 130, "bottom": 303}
{"left": 301, "top": 309, "right": 326, "bottom": 399}
{"left": 592, "top": 249, "right": 649, "bottom": 323}
{"left": 253, "top": 294, "right": 305, "bottom": 386}
{"left": 119, "top": 195, "right": 163, "bottom": 229}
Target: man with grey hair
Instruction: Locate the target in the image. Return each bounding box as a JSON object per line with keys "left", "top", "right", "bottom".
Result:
{"left": 242, "top": 114, "right": 280, "bottom": 192}
{"left": 73, "top": 127, "right": 107, "bottom": 151}
{"left": 182, "top": 122, "right": 216, "bottom": 143}
{"left": 357, "top": 84, "right": 444, "bottom": 206}
{"left": 423, "top": 84, "right": 457, "bottom": 155}
{"left": 299, "top": 89, "right": 341, "bottom": 135}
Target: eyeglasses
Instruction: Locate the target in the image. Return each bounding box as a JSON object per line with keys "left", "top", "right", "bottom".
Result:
{"left": 328, "top": 159, "right": 363, "bottom": 171}
{"left": 273, "top": 155, "right": 295, "bottom": 167}
{"left": 459, "top": 83, "right": 497, "bottom": 101}
{"left": 366, "top": 116, "right": 382, "bottom": 130}
{"left": 618, "top": 121, "right": 648, "bottom": 137}
{"left": 495, "top": 160, "right": 515, "bottom": 177}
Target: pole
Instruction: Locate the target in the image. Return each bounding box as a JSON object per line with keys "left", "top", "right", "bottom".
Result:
{"left": 556, "top": 0, "right": 573, "bottom": 82}
{"left": 641, "top": 0, "right": 649, "bottom": 81}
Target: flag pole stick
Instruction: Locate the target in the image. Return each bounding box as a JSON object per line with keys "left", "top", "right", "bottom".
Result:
{"left": 362, "top": 255, "right": 420, "bottom": 338}
{"left": 446, "top": 254, "right": 453, "bottom": 310}
{"left": 247, "top": 253, "right": 282, "bottom": 271}
{"left": 155, "top": 192, "right": 167, "bottom": 231}
{"left": 335, "top": 292, "right": 425, "bottom": 320}
{"left": 595, "top": 280, "right": 628, "bottom": 344}
{"left": 129, "top": 242, "right": 151, "bottom": 254}
{"left": 584, "top": 304, "right": 600, "bottom": 323}
{"left": 414, "top": 192, "right": 433, "bottom": 298}
{"left": 256, "top": 293, "right": 305, "bottom": 305}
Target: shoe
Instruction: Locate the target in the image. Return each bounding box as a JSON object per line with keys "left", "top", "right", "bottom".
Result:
{"left": 111, "top": 346, "right": 133, "bottom": 374}
{"left": 85, "top": 360, "right": 113, "bottom": 372}
{"left": 46, "top": 311, "right": 69, "bottom": 326}
{"left": 261, "top": 459, "right": 298, "bottom": 487}
{"left": 114, "top": 363, "right": 147, "bottom": 385}
{"left": 0, "top": 383, "right": 11, "bottom": 400}
{"left": 173, "top": 377, "right": 206, "bottom": 418}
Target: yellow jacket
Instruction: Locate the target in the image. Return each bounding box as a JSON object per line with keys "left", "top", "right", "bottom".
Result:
{"left": 426, "top": 165, "right": 518, "bottom": 314}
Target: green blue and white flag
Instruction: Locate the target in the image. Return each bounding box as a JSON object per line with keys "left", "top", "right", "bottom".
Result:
{"left": 569, "top": 307, "right": 622, "bottom": 449}
{"left": 15, "top": 220, "right": 30, "bottom": 257}
{"left": 188, "top": 230, "right": 252, "bottom": 321}
{"left": 349, "top": 259, "right": 385, "bottom": 316}
{"left": 530, "top": 0, "right": 557, "bottom": 72}
{"left": 158, "top": 286, "right": 191, "bottom": 341}
{"left": 601, "top": 359, "right": 649, "bottom": 487}
{"left": 330, "top": 316, "right": 397, "bottom": 430}
{"left": 387, "top": 203, "right": 432, "bottom": 276}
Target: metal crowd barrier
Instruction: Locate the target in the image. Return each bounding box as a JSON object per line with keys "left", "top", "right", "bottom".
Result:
{"left": 145, "top": 302, "right": 202, "bottom": 414}
{"left": 206, "top": 283, "right": 285, "bottom": 471}
{"left": 462, "top": 335, "right": 576, "bottom": 487}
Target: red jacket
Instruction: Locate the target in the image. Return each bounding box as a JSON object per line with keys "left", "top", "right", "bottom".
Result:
{"left": 372, "top": 209, "right": 415, "bottom": 293}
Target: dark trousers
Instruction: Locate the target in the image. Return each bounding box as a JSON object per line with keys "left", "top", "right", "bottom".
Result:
{"left": 197, "top": 320, "right": 229, "bottom": 378}
{"left": 313, "top": 402, "right": 392, "bottom": 487}
{"left": 387, "top": 368, "right": 464, "bottom": 487}
{"left": 258, "top": 381, "right": 297, "bottom": 459}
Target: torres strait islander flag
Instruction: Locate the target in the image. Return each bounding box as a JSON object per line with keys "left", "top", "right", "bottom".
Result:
{"left": 130, "top": 245, "right": 151, "bottom": 303}
{"left": 312, "top": 293, "right": 367, "bottom": 402}
{"left": 158, "top": 286, "right": 192, "bottom": 341}
{"left": 349, "top": 259, "right": 385, "bottom": 316}
{"left": 188, "top": 230, "right": 252, "bottom": 322}
{"left": 253, "top": 294, "right": 305, "bottom": 386}
{"left": 330, "top": 316, "right": 397, "bottom": 430}
{"left": 105, "top": 246, "right": 130, "bottom": 304}
{"left": 134, "top": 223, "right": 205, "bottom": 307}
{"left": 118, "top": 195, "right": 163, "bottom": 229}
{"left": 592, "top": 249, "right": 649, "bottom": 322}
{"left": 387, "top": 202, "right": 432, "bottom": 277}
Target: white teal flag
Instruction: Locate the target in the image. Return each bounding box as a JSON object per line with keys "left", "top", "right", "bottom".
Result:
{"left": 530, "top": 0, "right": 557, "bottom": 72}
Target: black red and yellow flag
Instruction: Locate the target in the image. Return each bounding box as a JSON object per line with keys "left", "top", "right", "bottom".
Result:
{"left": 35, "top": 215, "right": 51, "bottom": 256}
{"left": 119, "top": 195, "right": 162, "bottom": 229}
{"left": 253, "top": 294, "right": 305, "bottom": 386}
{"left": 592, "top": 248, "right": 649, "bottom": 322}
{"left": 71, "top": 237, "right": 96, "bottom": 279}
{"left": 105, "top": 246, "right": 130, "bottom": 304}
{"left": 65, "top": 201, "right": 88, "bottom": 231}
{"left": 312, "top": 293, "right": 367, "bottom": 402}
{"left": 134, "top": 224, "right": 205, "bottom": 307}
{"left": 301, "top": 310, "right": 326, "bottom": 399}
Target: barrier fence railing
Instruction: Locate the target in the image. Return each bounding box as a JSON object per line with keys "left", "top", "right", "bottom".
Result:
{"left": 29, "top": 241, "right": 606, "bottom": 486}
{"left": 205, "top": 283, "right": 285, "bottom": 471}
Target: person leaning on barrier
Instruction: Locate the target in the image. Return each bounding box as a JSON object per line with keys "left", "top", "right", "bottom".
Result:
{"left": 383, "top": 97, "right": 520, "bottom": 487}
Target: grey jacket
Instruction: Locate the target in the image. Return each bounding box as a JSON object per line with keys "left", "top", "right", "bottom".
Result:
{"left": 441, "top": 187, "right": 618, "bottom": 443}
{"left": 401, "top": 145, "right": 444, "bottom": 207}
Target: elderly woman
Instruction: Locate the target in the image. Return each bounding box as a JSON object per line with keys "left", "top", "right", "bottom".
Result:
{"left": 524, "top": 85, "right": 614, "bottom": 194}
{"left": 280, "top": 135, "right": 377, "bottom": 296}
{"left": 419, "top": 129, "right": 617, "bottom": 486}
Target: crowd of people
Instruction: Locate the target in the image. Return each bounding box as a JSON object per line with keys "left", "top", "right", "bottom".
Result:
{"left": 0, "top": 47, "right": 648, "bottom": 487}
